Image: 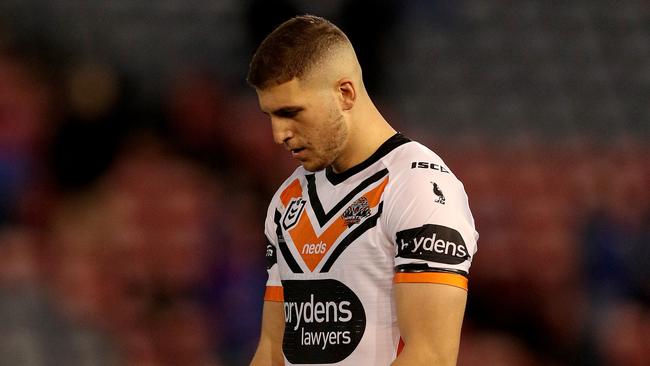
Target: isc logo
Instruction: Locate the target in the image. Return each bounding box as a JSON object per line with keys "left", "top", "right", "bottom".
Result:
{"left": 410, "top": 161, "right": 450, "bottom": 173}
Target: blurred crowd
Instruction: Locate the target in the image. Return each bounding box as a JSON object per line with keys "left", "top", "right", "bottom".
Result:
{"left": 444, "top": 137, "right": 650, "bottom": 366}
{"left": 0, "top": 1, "right": 649, "bottom": 366}
{"left": 0, "top": 40, "right": 280, "bottom": 365}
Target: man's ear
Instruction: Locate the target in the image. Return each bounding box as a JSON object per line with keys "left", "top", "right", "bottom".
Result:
{"left": 338, "top": 78, "right": 356, "bottom": 111}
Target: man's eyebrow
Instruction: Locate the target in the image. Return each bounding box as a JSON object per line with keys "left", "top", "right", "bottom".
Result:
{"left": 266, "top": 106, "right": 304, "bottom": 116}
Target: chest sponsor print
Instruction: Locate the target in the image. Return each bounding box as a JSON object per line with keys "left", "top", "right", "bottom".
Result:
{"left": 282, "top": 279, "right": 366, "bottom": 364}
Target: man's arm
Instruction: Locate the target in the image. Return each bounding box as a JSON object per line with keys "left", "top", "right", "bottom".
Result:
{"left": 391, "top": 283, "right": 467, "bottom": 366}
{"left": 250, "top": 301, "right": 285, "bottom": 366}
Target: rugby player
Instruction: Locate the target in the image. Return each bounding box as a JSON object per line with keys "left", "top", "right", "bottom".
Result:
{"left": 247, "top": 15, "right": 478, "bottom": 366}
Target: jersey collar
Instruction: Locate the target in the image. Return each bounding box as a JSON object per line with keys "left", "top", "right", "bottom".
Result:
{"left": 325, "top": 133, "right": 411, "bottom": 185}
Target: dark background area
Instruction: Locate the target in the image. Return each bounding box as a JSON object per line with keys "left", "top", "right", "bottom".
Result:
{"left": 0, "top": 1, "right": 648, "bottom": 365}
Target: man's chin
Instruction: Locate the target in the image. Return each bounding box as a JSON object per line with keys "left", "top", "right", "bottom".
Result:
{"left": 300, "top": 160, "right": 328, "bottom": 172}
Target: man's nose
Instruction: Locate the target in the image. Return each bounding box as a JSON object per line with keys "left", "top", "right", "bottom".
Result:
{"left": 271, "top": 118, "right": 294, "bottom": 145}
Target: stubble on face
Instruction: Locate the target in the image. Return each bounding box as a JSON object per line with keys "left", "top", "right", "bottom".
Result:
{"left": 301, "top": 105, "right": 348, "bottom": 172}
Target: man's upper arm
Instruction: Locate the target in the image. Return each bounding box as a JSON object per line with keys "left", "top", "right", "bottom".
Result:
{"left": 392, "top": 283, "right": 467, "bottom": 365}
{"left": 384, "top": 151, "right": 478, "bottom": 365}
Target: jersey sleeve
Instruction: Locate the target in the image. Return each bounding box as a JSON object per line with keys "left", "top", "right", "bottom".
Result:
{"left": 383, "top": 159, "right": 478, "bottom": 290}
{"left": 263, "top": 198, "right": 284, "bottom": 302}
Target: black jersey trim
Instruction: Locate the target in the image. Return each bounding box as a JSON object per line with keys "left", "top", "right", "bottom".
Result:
{"left": 307, "top": 168, "right": 388, "bottom": 228}
{"left": 265, "top": 238, "right": 278, "bottom": 270}
{"left": 274, "top": 209, "right": 303, "bottom": 273}
{"left": 320, "top": 202, "right": 384, "bottom": 272}
{"left": 325, "top": 133, "right": 411, "bottom": 185}
{"left": 394, "top": 263, "right": 468, "bottom": 278}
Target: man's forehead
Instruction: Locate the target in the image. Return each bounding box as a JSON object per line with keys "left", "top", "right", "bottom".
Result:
{"left": 256, "top": 78, "right": 308, "bottom": 111}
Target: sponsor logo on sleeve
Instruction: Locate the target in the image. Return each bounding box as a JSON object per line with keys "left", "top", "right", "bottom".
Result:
{"left": 410, "top": 161, "right": 450, "bottom": 173}
{"left": 266, "top": 242, "right": 277, "bottom": 269}
{"left": 282, "top": 279, "right": 366, "bottom": 364}
{"left": 396, "top": 224, "right": 470, "bottom": 264}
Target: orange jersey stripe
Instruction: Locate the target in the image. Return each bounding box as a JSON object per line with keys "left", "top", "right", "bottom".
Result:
{"left": 364, "top": 176, "right": 389, "bottom": 207}
{"left": 290, "top": 213, "right": 348, "bottom": 271}
{"left": 394, "top": 272, "right": 468, "bottom": 290}
{"left": 264, "top": 286, "right": 284, "bottom": 302}
{"left": 280, "top": 179, "right": 303, "bottom": 207}
{"left": 288, "top": 177, "right": 389, "bottom": 272}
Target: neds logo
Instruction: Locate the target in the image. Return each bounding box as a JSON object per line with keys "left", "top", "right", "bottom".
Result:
{"left": 301, "top": 241, "right": 326, "bottom": 255}
{"left": 282, "top": 279, "right": 366, "bottom": 364}
{"left": 396, "top": 224, "right": 470, "bottom": 264}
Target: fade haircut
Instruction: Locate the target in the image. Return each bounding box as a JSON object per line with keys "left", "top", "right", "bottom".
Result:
{"left": 247, "top": 15, "right": 350, "bottom": 89}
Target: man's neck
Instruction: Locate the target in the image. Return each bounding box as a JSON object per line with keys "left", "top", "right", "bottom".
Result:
{"left": 331, "top": 108, "right": 396, "bottom": 173}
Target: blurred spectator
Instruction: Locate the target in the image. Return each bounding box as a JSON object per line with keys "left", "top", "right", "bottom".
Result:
{"left": 0, "top": 46, "right": 58, "bottom": 226}
{"left": 597, "top": 301, "right": 650, "bottom": 366}
{"left": 0, "top": 226, "right": 121, "bottom": 365}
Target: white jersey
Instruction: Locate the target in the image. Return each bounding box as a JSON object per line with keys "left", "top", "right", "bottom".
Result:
{"left": 263, "top": 134, "right": 478, "bottom": 365}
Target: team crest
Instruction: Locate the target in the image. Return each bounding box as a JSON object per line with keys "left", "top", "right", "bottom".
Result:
{"left": 283, "top": 198, "right": 306, "bottom": 230}
{"left": 431, "top": 182, "right": 446, "bottom": 204}
{"left": 341, "top": 197, "right": 371, "bottom": 227}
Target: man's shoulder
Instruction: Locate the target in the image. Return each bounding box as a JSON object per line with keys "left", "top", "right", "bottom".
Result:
{"left": 384, "top": 139, "right": 451, "bottom": 177}
{"left": 382, "top": 139, "right": 468, "bottom": 206}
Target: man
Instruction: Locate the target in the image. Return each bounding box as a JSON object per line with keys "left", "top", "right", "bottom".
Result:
{"left": 247, "top": 15, "right": 478, "bottom": 366}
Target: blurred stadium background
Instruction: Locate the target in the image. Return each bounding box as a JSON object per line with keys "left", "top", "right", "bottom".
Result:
{"left": 0, "top": 0, "right": 648, "bottom": 365}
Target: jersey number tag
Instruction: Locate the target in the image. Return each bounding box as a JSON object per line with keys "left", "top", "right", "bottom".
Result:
{"left": 283, "top": 198, "right": 306, "bottom": 230}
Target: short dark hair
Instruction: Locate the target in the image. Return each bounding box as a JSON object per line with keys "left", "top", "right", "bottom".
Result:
{"left": 247, "top": 15, "right": 349, "bottom": 89}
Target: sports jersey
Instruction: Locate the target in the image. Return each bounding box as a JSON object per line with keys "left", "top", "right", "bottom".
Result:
{"left": 263, "top": 133, "right": 478, "bottom": 365}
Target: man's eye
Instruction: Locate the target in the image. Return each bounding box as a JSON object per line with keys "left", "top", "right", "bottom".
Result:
{"left": 277, "top": 110, "right": 299, "bottom": 118}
